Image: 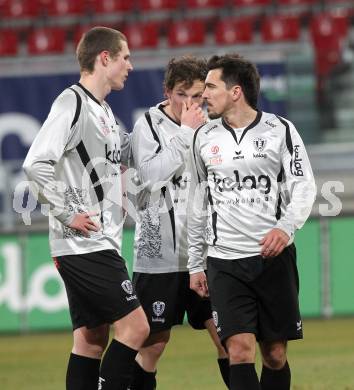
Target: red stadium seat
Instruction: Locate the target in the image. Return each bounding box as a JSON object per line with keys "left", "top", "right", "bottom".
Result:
{"left": 39, "top": 0, "right": 85, "bottom": 16}
{"left": 27, "top": 27, "right": 66, "bottom": 55}
{"left": 310, "top": 13, "right": 348, "bottom": 78}
{"left": 261, "top": 15, "right": 300, "bottom": 42}
{"left": 136, "top": 0, "right": 179, "bottom": 11}
{"left": 214, "top": 17, "right": 253, "bottom": 44}
{"left": 310, "top": 13, "right": 348, "bottom": 43}
{"left": 167, "top": 20, "right": 206, "bottom": 47}
{"left": 233, "top": 0, "right": 272, "bottom": 6}
{"left": 1, "top": 0, "right": 40, "bottom": 18}
{"left": 186, "top": 0, "right": 225, "bottom": 9}
{"left": 277, "top": 0, "right": 316, "bottom": 4}
{"left": 0, "top": 29, "right": 18, "bottom": 56}
{"left": 124, "top": 22, "right": 159, "bottom": 49}
{"left": 91, "top": 0, "right": 134, "bottom": 13}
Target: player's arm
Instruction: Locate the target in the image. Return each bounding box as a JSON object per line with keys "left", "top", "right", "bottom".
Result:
{"left": 131, "top": 103, "right": 205, "bottom": 193}
{"left": 23, "top": 91, "right": 98, "bottom": 234}
{"left": 187, "top": 130, "right": 209, "bottom": 296}
{"left": 260, "top": 119, "right": 316, "bottom": 257}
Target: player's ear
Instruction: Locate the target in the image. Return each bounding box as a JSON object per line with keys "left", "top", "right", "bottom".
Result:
{"left": 232, "top": 85, "right": 241, "bottom": 101}
{"left": 99, "top": 50, "right": 110, "bottom": 67}
{"left": 164, "top": 88, "right": 172, "bottom": 102}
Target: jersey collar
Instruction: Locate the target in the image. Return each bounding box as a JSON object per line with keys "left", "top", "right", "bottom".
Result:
{"left": 222, "top": 110, "right": 262, "bottom": 146}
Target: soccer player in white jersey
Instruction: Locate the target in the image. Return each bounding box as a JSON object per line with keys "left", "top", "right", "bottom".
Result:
{"left": 23, "top": 27, "right": 150, "bottom": 390}
{"left": 188, "top": 54, "right": 316, "bottom": 390}
{"left": 128, "top": 56, "right": 229, "bottom": 389}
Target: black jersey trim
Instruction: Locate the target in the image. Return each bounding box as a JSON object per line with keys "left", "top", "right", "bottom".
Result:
{"left": 207, "top": 186, "right": 218, "bottom": 245}
{"left": 76, "top": 82, "right": 102, "bottom": 107}
{"left": 158, "top": 104, "right": 180, "bottom": 126}
{"left": 76, "top": 141, "right": 104, "bottom": 223}
{"left": 276, "top": 166, "right": 284, "bottom": 220}
{"left": 192, "top": 127, "right": 204, "bottom": 183}
{"left": 276, "top": 115, "right": 293, "bottom": 155}
{"left": 161, "top": 186, "right": 176, "bottom": 252}
{"left": 221, "top": 110, "right": 262, "bottom": 145}
{"left": 145, "top": 111, "right": 162, "bottom": 153}
{"left": 68, "top": 88, "right": 82, "bottom": 129}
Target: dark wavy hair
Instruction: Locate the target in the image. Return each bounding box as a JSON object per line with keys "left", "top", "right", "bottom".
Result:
{"left": 164, "top": 56, "right": 207, "bottom": 91}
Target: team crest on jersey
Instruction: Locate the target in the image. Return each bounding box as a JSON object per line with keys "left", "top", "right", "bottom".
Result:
{"left": 121, "top": 280, "right": 133, "bottom": 295}
{"left": 253, "top": 137, "right": 267, "bottom": 158}
{"left": 99, "top": 116, "right": 110, "bottom": 136}
{"left": 253, "top": 138, "right": 267, "bottom": 152}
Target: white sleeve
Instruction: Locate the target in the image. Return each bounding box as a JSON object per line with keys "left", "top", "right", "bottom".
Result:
{"left": 276, "top": 118, "right": 316, "bottom": 238}
{"left": 131, "top": 113, "right": 194, "bottom": 192}
{"left": 23, "top": 91, "right": 81, "bottom": 226}
{"left": 119, "top": 129, "right": 132, "bottom": 167}
{"left": 187, "top": 130, "right": 208, "bottom": 274}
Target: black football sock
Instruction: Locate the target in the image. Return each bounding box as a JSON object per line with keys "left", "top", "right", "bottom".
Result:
{"left": 99, "top": 339, "right": 138, "bottom": 390}
{"left": 128, "top": 360, "right": 157, "bottom": 390}
{"left": 217, "top": 358, "right": 230, "bottom": 388}
{"left": 229, "top": 363, "right": 261, "bottom": 390}
{"left": 260, "top": 361, "right": 291, "bottom": 390}
{"left": 66, "top": 353, "right": 100, "bottom": 390}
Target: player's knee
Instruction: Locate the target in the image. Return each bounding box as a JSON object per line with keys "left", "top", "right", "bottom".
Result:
{"left": 227, "top": 338, "right": 254, "bottom": 363}
{"left": 122, "top": 317, "right": 150, "bottom": 347}
{"left": 148, "top": 341, "right": 168, "bottom": 360}
{"left": 262, "top": 344, "right": 287, "bottom": 369}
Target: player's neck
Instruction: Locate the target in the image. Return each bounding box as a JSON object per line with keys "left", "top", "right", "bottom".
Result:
{"left": 224, "top": 104, "right": 257, "bottom": 129}
{"left": 163, "top": 104, "right": 181, "bottom": 125}
{"left": 79, "top": 73, "right": 110, "bottom": 104}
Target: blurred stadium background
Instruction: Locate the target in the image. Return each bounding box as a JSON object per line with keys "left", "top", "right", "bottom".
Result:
{"left": 1, "top": 0, "right": 354, "bottom": 388}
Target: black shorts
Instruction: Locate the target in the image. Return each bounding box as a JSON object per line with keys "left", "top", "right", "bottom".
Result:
{"left": 54, "top": 249, "right": 140, "bottom": 330}
{"left": 207, "top": 244, "right": 303, "bottom": 343}
{"left": 132, "top": 271, "right": 212, "bottom": 333}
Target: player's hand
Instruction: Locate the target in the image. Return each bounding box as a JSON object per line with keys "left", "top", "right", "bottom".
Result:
{"left": 259, "top": 228, "right": 290, "bottom": 258}
{"left": 68, "top": 212, "right": 100, "bottom": 237}
{"left": 190, "top": 271, "right": 209, "bottom": 298}
{"left": 181, "top": 101, "right": 206, "bottom": 130}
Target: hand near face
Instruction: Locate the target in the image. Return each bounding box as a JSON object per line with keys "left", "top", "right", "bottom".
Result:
{"left": 180, "top": 101, "right": 206, "bottom": 130}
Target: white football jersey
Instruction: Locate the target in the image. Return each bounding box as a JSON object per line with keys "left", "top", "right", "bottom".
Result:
{"left": 188, "top": 111, "right": 316, "bottom": 273}
{"left": 23, "top": 83, "right": 130, "bottom": 257}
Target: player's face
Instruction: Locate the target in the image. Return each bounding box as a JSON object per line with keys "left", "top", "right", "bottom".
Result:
{"left": 202, "top": 69, "right": 234, "bottom": 119}
{"left": 166, "top": 80, "right": 205, "bottom": 122}
{"left": 107, "top": 40, "right": 133, "bottom": 91}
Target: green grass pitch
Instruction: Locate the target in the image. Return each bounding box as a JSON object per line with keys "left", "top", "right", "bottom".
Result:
{"left": 1, "top": 318, "right": 354, "bottom": 389}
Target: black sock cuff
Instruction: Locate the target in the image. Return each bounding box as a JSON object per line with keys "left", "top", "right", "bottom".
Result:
{"left": 231, "top": 363, "right": 256, "bottom": 369}
{"left": 262, "top": 360, "right": 289, "bottom": 373}
{"left": 134, "top": 360, "right": 157, "bottom": 376}
{"left": 70, "top": 353, "right": 101, "bottom": 363}
{"left": 111, "top": 339, "right": 138, "bottom": 356}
